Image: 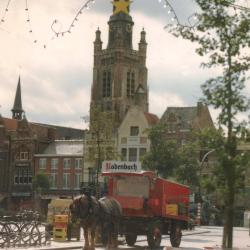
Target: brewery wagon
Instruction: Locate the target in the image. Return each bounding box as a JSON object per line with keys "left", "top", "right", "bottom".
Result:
{"left": 102, "top": 161, "right": 190, "bottom": 248}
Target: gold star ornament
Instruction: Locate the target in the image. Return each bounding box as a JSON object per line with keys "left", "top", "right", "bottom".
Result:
{"left": 112, "top": 0, "right": 132, "bottom": 15}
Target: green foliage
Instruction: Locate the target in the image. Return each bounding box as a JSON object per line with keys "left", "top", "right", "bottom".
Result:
{"left": 87, "top": 105, "right": 118, "bottom": 171}
{"left": 174, "top": 142, "right": 200, "bottom": 189}
{"left": 33, "top": 172, "right": 50, "bottom": 194}
{"left": 142, "top": 124, "right": 200, "bottom": 189}
{"left": 89, "top": 105, "right": 114, "bottom": 141}
{"left": 168, "top": 1, "right": 250, "bottom": 246}
{"left": 142, "top": 123, "right": 180, "bottom": 178}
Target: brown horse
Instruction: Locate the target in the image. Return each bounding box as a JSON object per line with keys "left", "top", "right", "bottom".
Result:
{"left": 69, "top": 194, "right": 122, "bottom": 250}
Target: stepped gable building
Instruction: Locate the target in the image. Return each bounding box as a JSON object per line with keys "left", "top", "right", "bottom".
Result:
{"left": 160, "top": 102, "right": 215, "bottom": 145}
{"left": 0, "top": 77, "right": 84, "bottom": 211}
{"left": 90, "top": 0, "right": 149, "bottom": 128}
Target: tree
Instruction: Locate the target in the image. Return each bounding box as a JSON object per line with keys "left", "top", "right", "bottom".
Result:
{"left": 168, "top": 2, "right": 250, "bottom": 247}
{"left": 174, "top": 142, "right": 200, "bottom": 189}
{"left": 33, "top": 172, "right": 50, "bottom": 194}
{"left": 142, "top": 123, "right": 180, "bottom": 178}
{"left": 85, "top": 105, "right": 118, "bottom": 193}
{"left": 142, "top": 123, "right": 200, "bottom": 188}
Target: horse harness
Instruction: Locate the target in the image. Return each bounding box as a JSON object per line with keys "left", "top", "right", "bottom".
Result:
{"left": 76, "top": 195, "right": 101, "bottom": 221}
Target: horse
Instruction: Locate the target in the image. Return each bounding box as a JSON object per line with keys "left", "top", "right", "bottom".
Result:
{"left": 69, "top": 194, "right": 122, "bottom": 250}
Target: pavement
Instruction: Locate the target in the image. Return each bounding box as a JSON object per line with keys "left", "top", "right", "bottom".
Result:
{"left": 14, "top": 226, "right": 250, "bottom": 250}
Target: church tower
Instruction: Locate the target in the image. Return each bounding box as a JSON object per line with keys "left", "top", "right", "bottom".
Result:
{"left": 90, "top": 0, "right": 148, "bottom": 128}
{"left": 12, "top": 76, "right": 24, "bottom": 120}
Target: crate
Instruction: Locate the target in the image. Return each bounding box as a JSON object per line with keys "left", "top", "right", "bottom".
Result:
{"left": 53, "top": 228, "right": 67, "bottom": 241}
{"left": 54, "top": 214, "right": 69, "bottom": 223}
{"left": 54, "top": 222, "right": 68, "bottom": 229}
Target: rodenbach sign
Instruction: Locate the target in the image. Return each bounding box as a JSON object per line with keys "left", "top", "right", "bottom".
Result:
{"left": 102, "top": 161, "right": 142, "bottom": 173}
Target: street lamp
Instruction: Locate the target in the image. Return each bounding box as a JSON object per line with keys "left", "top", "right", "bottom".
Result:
{"left": 196, "top": 149, "right": 215, "bottom": 225}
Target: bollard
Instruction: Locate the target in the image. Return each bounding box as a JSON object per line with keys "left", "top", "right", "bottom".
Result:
{"left": 196, "top": 202, "right": 201, "bottom": 226}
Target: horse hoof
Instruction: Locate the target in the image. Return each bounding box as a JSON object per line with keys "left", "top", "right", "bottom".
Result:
{"left": 83, "top": 247, "right": 89, "bottom": 250}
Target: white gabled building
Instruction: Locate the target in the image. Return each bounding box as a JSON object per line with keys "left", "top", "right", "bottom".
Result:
{"left": 117, "top": 106, "right": 159, "bottom": 163}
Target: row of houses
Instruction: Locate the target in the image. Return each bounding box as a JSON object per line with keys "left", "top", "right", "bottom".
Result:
{"left": 0, "top": 77, "right": 216, "bottom": 212}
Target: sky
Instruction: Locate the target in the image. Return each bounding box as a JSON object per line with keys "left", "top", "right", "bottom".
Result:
{"left": 0, "top": 0, "right": 249, "bottom": 129}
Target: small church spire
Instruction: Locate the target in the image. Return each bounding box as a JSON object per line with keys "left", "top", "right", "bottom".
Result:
{"left": 139, "top": 28, "right": 147, "bottom": 55}
{"left": 94, "top": 27, "right": 102, "bottom": 53}
{"left": 12, "top": 76, "right": 24, "bottom": 120}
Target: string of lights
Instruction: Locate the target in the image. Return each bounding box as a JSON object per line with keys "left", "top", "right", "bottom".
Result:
{"left": 51, "top": 0, "right": 96, "bottom": 37}
{"left": 24, "top": 0, "right": 47, "bottom": 48}
{"left": 161, "top": 0, "right": 250, "bottom": 29}
{"left": 159, "top": 0, "right": 199, "bottom": 28}
{"left": 0, "top": 0, "right": 249, "bottom": 47}
{"left": 0, "top": 0, "right": 12, "bottom": 24}
{"left": 227, "top": 1, "right": 250, "bottom": 11}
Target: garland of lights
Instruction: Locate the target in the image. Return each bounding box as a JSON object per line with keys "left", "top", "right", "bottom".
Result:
{"left": 51, "top": 0, "right": 250, "bottom": 38}
{"left": 51, "top": 0, "right": 96, "bottom": 37}
{"left": 0, "top": 0, "right": 249, "bottom": 48}
{"left": 0, "top": 0, "right": 12, "bottom": 24}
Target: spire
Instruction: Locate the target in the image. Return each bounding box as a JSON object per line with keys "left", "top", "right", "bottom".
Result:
{"left": 12, "top": 76, "right": 24, "bottom": 120}
{"left": 139, "top": 28, "right": 147, "bottom": 55}
{"left": 140, "top": 28, "right": 146, "bottom": 43}
{"left": 95, "top": 27, "right": 101, "bottom": 42}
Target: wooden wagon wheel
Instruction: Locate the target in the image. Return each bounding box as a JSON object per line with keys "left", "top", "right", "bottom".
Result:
{"left": 147, "top": 220, "right": 162, "bottom": 249}
{"left": 170, "top": 223, "right": 182, "bottom": 247}
{"left": 125, "top": 233, "right": 137, "bottom": 246}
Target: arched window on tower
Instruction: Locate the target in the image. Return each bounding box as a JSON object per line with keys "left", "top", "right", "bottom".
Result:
{"left": 127, "top": 71, "right": 135, "bottom": 97}
{"left": 102, "top": 70, "right": 112, "bottom": 98}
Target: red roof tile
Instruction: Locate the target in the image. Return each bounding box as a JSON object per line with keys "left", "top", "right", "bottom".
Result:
{"left": 144, "top": 112, "right": 159, "bottom": 126}
{"left": 3, "top": 117, "right": 17, "bottom": 131}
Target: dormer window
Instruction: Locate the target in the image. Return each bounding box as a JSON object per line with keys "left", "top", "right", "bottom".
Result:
{"left": 130, "top": 126, "right": 139, "bottom": 136}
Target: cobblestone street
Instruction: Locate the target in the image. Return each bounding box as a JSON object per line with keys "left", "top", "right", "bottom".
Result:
{"left": 16, "top": 226, "right": 250, "bottom": 250}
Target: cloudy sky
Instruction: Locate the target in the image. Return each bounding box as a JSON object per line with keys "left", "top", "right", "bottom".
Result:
{"left": 0, "top": 0, "right": 249, "bottom": 129}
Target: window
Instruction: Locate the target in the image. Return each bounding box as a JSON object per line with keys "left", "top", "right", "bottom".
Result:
{"left": 75, "top": 158, "right": 82, "bottom": 169}
{"left": 129, "top": 148, "right": 137, "bottom": 162}
{"left": 20, "top": 152, "right": 29, "bottom": 160}
{"left": 139, "top": 148, "right": 147, "bottom": 160}
{"left": 167, "top": 123, "right": 175, "bottom": 133}
{"left": 127, "top": 71, "right": 135, "bottom": 97}
{"left": 63, "top": 158, "right": 71, "bottom": 169}
{"left": 121, "top": 137, "right": 127, "bottom": 144}
{"left": 50, "top": 173, "right": 57, "bottom": 189}
{"left": 130, "top": 126, "right": 139, "bottom": 136}
{"left": 63, "top": 173, "right": 70, "bottom": 189}
{"left": 114, "top": 176, "right": 149, "bottom": 198}
{"left": 88, "top": 168, "right": 96, "bottom": 184}
{"left": 102, "top": 70, "right": 112, "bottom": 98}
{"left": 39, "top": 158, "right": 47, "bottom": 169}
{"left": 75, "top": 174, "right": 81, "bottom": 189}
{"left": 121, "top": 148, "right": 127, "bottom": 161}
{"left": 51, "top": 158, "right": 58, "bottom": 170}
{"left": 106, "top": 147, "right": 113, "bottom": 160}
{"left": 14, "top": 168, "right": 32, "bottom": 184}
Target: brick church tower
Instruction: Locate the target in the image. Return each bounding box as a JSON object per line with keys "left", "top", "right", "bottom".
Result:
{"left": 90, "top": 0, "right": 149, "bottom": 128}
